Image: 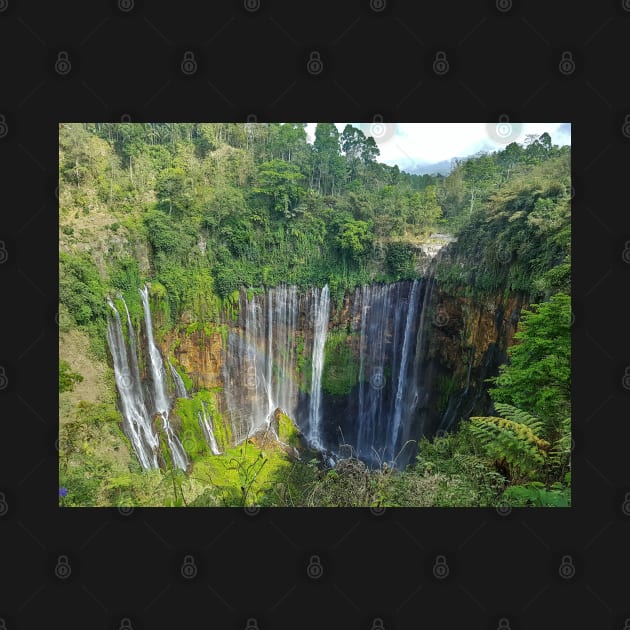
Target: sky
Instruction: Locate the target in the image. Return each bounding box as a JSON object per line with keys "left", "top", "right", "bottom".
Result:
{"left": 304, "top": 122, "right": 571, "bottom": 174}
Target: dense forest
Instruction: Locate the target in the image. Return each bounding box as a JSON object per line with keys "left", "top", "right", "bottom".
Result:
{"left": 58, "top": 122, "right": 571, "bottom": 507}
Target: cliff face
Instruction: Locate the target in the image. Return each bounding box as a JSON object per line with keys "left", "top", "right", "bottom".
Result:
{"left": 156, "top": 277, "right": 528, "bottom": 461}
{"left": 429, "top": 288, "right": 525, "bottom": 379}
{"left": 162, "top": 328, "right": 224, "bottom": 391}
{"left": 421, "top": 287, "right": 527, "bottom": 434}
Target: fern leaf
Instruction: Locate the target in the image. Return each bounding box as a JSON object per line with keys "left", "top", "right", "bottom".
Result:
{"left": 469, "top": 414, "right": 550, "bottom": 478}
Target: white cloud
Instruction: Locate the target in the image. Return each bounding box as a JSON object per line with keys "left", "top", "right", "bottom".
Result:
{"left": 304, "top": 122, "right": 570, "bottom": 171}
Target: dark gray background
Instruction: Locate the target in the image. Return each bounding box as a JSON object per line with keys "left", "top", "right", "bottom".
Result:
{"left": 0, "top": 0, "right": 628, "bottom": 628}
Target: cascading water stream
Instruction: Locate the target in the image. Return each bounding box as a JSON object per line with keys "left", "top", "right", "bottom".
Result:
{"left": 356, "top": 284, "right": 396, "bottom": 462}
{"left": 388, "top": 279, "right": 420, "bottom": 461}
{"left": 223, "top": 284, "right": 308, "bottom": 445}
{"left": 403, "top": 267, "right": 438, "bottom": 448}
{"left": 120, "top": 296, "right": 143, "bottom": 393}
{"left": 169, "top": 360, "right": 188, "bottom": 399}
{"left": 198, "top": 402, "right": 221, "bottom": 455}
{"left": 109, "top": 275, "right": 439, "bottom": 472}
{"left": 266, "top": 287, "right": 274, "bottom": 426}
{"left": 106, "top": 299, "right": 159, "bottom": 470}
{"left": 140, "top": 286, "right": 189, "bottom": 471}
{"left": 307, "top": 284, "right": 330, "bottom": 450}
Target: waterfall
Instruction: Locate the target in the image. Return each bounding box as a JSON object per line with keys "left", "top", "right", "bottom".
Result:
{"left": 403, "top": 271, "right": 437, "bottom": 443}
{"left": 169, "top": 360, "right": 188, "bottom": 399}
{"left": 121, "top": 296, "right": 143, "bottom": 396}
{"left": 140, "top": 286, "right": 189, "bottom": 471}
{"left": 271, "top": 284, "right": 299, "bottom": 421}
{"left": 198, "top": 402, "right": 221, "bottom": 455}
{"left": 389, "top": 279, "right": 420, "bottom": 461}
{"left": 266, "top": 287, "right": 274, "bottom": 425}
{"left": 307, "top": 284, "right": 330, "bottom": 450}
{"left": 223, "top": 285, "right": 303, "bottom": 445}
{"left": 341, "top": 280, "right": 427, "bottom": 466}
{"left": 106, "top": 299, "right": 159, "bottom": 470}
{"left": 108, "top": 278, "right": 438, "bottom": 473}
{"left": 356, "top": 284, "right": 396, "bottom": 463}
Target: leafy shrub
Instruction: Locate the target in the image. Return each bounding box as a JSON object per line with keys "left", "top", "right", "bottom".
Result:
{"left": 59, "top": 360, "right": 83, "bottom": 393}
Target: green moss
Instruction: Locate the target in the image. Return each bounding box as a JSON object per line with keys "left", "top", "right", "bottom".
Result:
{"left": 321, "top": 330, "right": 359, "bottom": 396}
{"left": 190, "top": 439, "right": 293, "bottom": 506}
{"left": 170, "top": 358, "right": 193, "bottom": 394}
{"left": 435, "top": 373, "right": 456, "bottom": 414}
{"left": 172, "top": 389, "right": 232, "bottom": 461}
{"left": 222, "top": 289, "right": 241, "bottom": 322}
{"left": 277, "top": 412, "right": 301, "bottom": 448}
{"left": 204, "top": 388, "right": 232, "bottom": 450}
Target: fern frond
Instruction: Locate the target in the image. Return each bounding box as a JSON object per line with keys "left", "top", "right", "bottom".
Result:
{"left": 492, "top": 403, "right": 545, "bottom": 435}
{"left": 548, "top": 416, "right": 571, "bottom": 472}
{"left": 470, "top": 416, "right": 550, "bottom": 451}
{"left": 469, "top": 414, "right": 550, "bottom": 479}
